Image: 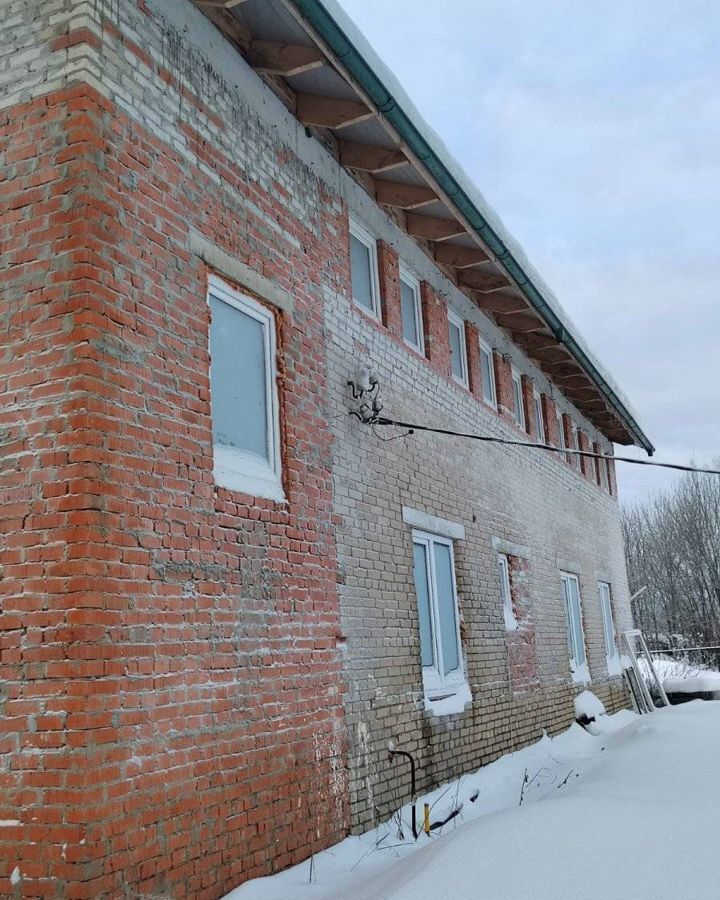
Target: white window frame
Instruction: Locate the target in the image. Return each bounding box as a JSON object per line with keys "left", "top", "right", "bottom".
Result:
{"left": 412, "top": 529, "right": 466, "bottom": 701}
{"left": 533, "top": 389, "right": 545, "bottom": 443}
{"left": 208, "top": 275, "right": 284, "bottom": 501}
{"left": 349, "top": 217, "right": 381, "bottom": 318}
{"left": 511, "top": 367, "right": 525, "bottom": 429}
{"left": 399, "top": 265, "right": 424, "bottom": 353}
{"left": 447, "top": 309, "right": 468, "bottom": 387}
{"left": 498, "top": 553, "right": 518, "bottom": 631}
{"left": 561, "top": 572, "right": 589, "bottom": 683}
{"left": 479, "top": 339, "right": 497, "bottom": 408}
{"left": 599, "top": 582, "right": 621, "bottom": 675}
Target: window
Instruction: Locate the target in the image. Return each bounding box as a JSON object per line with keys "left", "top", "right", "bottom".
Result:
{"left": 208, "top": 277, "right": 283, "bottom": 500}
{"left": 479, "top": 340, "right": 497, "bottom": 408}
{"left": 533, "top": 390, "right": 545, "bottom": 443}
{"left": 448, "top": 310, "right": 468, "bottom": 386}
{"left": 599, "top": 582, "right": 621, "bottom": 675}
{"left": 561, "top": 573, "right": 588, "bottom": 682}
{"left": 399, "top": 267, "right": 424, "bottom": 352}
{"left": 556, "top": 410, "right": 566, "bottom": 453}
{"left": 498, "top": 554, "right": 517, "bottom": 630}
{"left": 600, "top": 457, "right": 609, "bottom": 490}
{"left": 570, "top": 423, "right": 581, "bottom": 470}
{"left": 412, "top": 530, "right": 465, "bottom": 700}
{"left": 349, "top": 218, "right": 380, "bottom": 317}
{"left": 511, "top": 368, "right": 525, "bottom": 429}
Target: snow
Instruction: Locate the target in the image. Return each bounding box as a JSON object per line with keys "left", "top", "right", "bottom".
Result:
{"left": 423, "top": 681, "right": 472, "bottom": 716}
{"left": 665, "top": 675, "right": 720, "bottom": 694}
{"left": 569, "top": 659, "right": 591, "bottom": 685}
{"left": 640, "top": 655, "right": 720, "bottom": 694}
{"left": 10, "top": 867, "right": 20, "bottom": 886}
{"left": 573, "top": 689, "right": 606, "bottom": 721}
{"left": 226, "top": 703, "right": 720, "bottom": 899}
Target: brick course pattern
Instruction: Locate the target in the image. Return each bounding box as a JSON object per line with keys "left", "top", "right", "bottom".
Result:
{"left": 0, "top": 0, "right": 635, "bottom": 895}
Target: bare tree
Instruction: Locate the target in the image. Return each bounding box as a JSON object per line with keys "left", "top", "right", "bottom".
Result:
{"left": 622, "top": 465, "right": 720, "bottom": 656}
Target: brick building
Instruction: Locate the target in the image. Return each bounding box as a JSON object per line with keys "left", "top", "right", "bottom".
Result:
{"left": 0, "top": 0, "right": 653, "bottom": 896}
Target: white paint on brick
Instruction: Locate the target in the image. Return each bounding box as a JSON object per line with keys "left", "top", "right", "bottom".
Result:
{"left": 402, "top": 506, "right": 465, "bottom": 541}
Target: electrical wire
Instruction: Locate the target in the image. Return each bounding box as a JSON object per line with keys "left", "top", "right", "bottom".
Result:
{"left": 368, "top": 417, "right": 720, "bottom": 477}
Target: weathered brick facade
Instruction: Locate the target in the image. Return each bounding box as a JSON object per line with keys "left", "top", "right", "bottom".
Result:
{"left": 1, "top": 0, "right": 636, "bottom": 896}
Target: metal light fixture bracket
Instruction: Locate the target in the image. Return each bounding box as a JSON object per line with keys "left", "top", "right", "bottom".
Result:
{"left": 348, "top": 367, "right": 383, "bottom": 425}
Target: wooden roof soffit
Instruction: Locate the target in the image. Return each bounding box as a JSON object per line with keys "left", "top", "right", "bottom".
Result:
{"left": 338, "top": 141, "right": 408, "bottom": 173}
{"left": 511, "top": 332, "right": 562, "bottom": 353}
{"left": 246, "top": 40, "right": 325, "bottom": 76}
{"left": 196, "top": 0, "right": 248, "bottom": 8}
{"left": 433, "top": 244, "right": 489, "bottom": 268}
{"left": 295, "top": 94, "right": 374, "bottom": 129}
{"left": 198, "top": 5, "right": 251, "bottom": 48}
{"left": 375, "top": 181, "right": 437, "bottom": 209}
{"left": 472, "top": 293, "right": 529, "bottom": 315}
{"left": 494, "top": 311, "right": 546, "bottom": 333}
{"left": 458, "top": 267, "right": 512, "bottom": 293}
{"left": 405, "top": 213, "right": 466, "bottom": 241}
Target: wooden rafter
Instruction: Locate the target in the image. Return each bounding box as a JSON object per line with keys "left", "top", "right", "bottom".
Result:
{"left": 511, "top": 332, "right": 561, "bottom": 353}
{"left": 375, "top": 181, "right": 436, "bottom": 209}
{"left": 530, "top": 347, "right": 574, "bottom": 364}
{"left": 433, "top": 244, "right": 489, "bottom": 268}
{"left": 339, "top": 141, "right": 407, "bottom": 173}
{"left": 296, "top": 94, "right": 374, "bottom": 129}
{"left": 247, "top": 40, "right": 325, "bottom": 76}
{"left": 472, "top": 293, "right": 529, "bottom": 315}
{"left": 195, "top": 0, "right": 248, "bottom": 8}
{"left": 405, "top": 213, "right": 465, "bottom": 241}
{"left": 458, "top": 267, "right": 512, "bottom": 293}
{"left": 200, "top": 6, "right": 251, "bottom": 48}
{"left": 494, "top": 311, "right": 546, "bottom": 333}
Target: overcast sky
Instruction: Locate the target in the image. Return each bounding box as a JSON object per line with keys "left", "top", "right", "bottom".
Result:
{"left": 338, "top": 0, "right": 720, "bottom": 505}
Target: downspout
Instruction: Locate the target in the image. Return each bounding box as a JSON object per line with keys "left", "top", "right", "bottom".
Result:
{"left": 285, "top": 0, "right": 655, "bottom": 455}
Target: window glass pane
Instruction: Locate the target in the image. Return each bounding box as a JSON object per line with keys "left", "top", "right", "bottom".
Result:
{"left": 534, "top": 396, "right": 544, "bottom": 442}
{"left": 449, "top": 320, "right": 464, "bottom": 381}
{"left": 557, "top": 414, "right": 566, "bottom": 450}
{"left": 413, "top": 542, "right": 434, "bottom": 669}
{"left": 568, "top": 579, "right": 586, "bottom": 666}
{"left": 401, "top": 279, "right": 419, "bottom": 346}
{"left": 512, "top": 377, "right": 523, "bottom": 425}
{"left": 499, "top": 555, "right": 517, "bottom": 629}
{"left": 561, "top": 578, "right": 574, "bottom": 659}
{"left": 350, "top": 233, "right": 373, "bottom": 310}
{"left": 433, "top": 542, "right": 460, "bottom": 675}
{"left": 210, "top": 295, "right": 268, "bottom": 460}
{"left": 481, "top": 348, "right": 495, "bottom": 405}
{"left": 600, "top": 585, "right": 616, "bottom": 655}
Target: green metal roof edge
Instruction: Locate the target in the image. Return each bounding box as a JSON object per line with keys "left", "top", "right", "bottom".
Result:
{"left": 286, "top": 0, "right": 655, "bottom": 455}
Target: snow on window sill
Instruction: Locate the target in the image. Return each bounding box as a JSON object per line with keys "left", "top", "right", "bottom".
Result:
{"left": 570, "top": 661, "right": 591, "bottom": 685}
{"left": 213, "top": 444, "right": 286, "bottom": 503}
{"left": 423, "top": 680, "right": 472, "bottom": 717}
{"left": 606, "top": 655, "right": 623, "bottom": 677}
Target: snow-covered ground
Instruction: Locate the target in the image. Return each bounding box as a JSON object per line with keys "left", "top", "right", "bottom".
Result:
{"left": 226, "top": 700, "right": 720, "bottom": 900}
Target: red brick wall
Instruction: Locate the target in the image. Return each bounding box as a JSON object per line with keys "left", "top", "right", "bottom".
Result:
{"left": 0, "top": 83, "right": 348, "bottom": 899}
{"left": 505, "top": 558, "right": 538, "bottom": 691}
{"left": 421, "top": 282, "right": 451, "bottom": 376}
{"left": 377, "top": 241, "right": 402, "bottom": 338}
{"left": 493, "top": 351, "right": 514, "bottom": 422}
